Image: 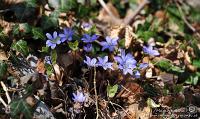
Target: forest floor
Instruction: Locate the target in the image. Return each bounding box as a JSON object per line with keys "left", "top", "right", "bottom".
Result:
{"left": 0, "top": 0, "right": 200, "bottom": 119}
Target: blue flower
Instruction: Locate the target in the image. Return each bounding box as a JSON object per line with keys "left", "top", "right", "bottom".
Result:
{"left": 44, "top": 56, "right": 52, "bottom": 64}
{"left": 59, "top": 28, "right": 74, "bottom": 42}
{"left": 81, "top": 34, "right": 99, "bottom": 43}
{"left": 139, "top": 63, "right": 148, "bottom": 69}
{"left": 81, "top": 23, "right": 92, "bottom": 31}
{"left": 135, "top": 70, "right": 140, "bottom": 78}
{"left": 143, "top": 45, "right": 159, "bottom": 56}
{"left": 100, "top": 36, "right": 118, "bottom": 52}
{"left": 97, "top": 56, "right": 113, "bottom": 70}
{"left": 84, "top": 56, "right": 97, "bottom": 67}
{"left": 72, "top": 91, "right": 86, "bottom": 103}
{"left": 114, "top": 49, "right": 137, "bottom": 75}
{"left": 46, "top": 31, "right": 61, "bottom": 49}
{"left": 83, "top": 44, "right": 93, "bottom": 52}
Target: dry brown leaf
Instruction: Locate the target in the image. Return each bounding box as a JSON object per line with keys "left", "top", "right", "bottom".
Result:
{"left": 184, "top": 51, "right": 191, "bottom": 64}
{"left": 145, "top": 68, "right": 152, "bottom": 78}
{"left": 159, "top": 73, "right": 175, "bottom": 85}
{"left": 36, "top": 59, "right": 45, "bottom": 74}
{"left": 97, "top": 2, "right": 121, "bottom": 24}
{"left": 125, "top": 26, "right": 134, "bottom": 49}
{"left": 116, "top": 82, "right": 143, "bottom": 103}
{"left": 155, "top": 10, "right": 166, "bottom": 20}
{"left": 57, "top": 53, "right": 73, "bottom": 70}
{"left": 109, "top": 24, "right": 124, "bottom": 38}
{"left": 26, "top": 96, "right": 37, "bottom": 107}
{"left": 0, "top": 19, "right": 15, "bottom": 34}
{"left": 125, "top": 104, "right": 151, "bottom": 119}
{"left": 0, "top": 50, "right": 8, "bottom": 60}
{"left": 186, "top": 64, "right": 197, "bottom": 72}
{"left": 50, "top": 64, "right": 64, "bottom": 86}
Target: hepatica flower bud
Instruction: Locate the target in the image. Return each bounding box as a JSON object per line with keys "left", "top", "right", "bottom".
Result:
{"left": 46, "top": 31, "right": 61, "bottom": 49}
{"left": 100, "top": 36, "right": 118, "bottom": 52}
{"left": 59, "top": 28, "right": 74, "bottom": 42}
{"left": 72, "top": 91, "right": 86, "bottom": 103}
{"left": 143, "top": 45, "right": 159, "bottom": 56}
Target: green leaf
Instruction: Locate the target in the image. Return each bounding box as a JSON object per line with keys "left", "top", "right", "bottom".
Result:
{"left": 90, "top": 0, "right": 97, "bottom": 5}
{"left": 51, "top": 49, "right": 57, "bottom": 65}
{"left": 155, "top": 59, "right": 172, "bottom": 71}
{"left": 68, "top": 40, "right": 79, "bottom": 51}
{"left": 107, "top": 84, "right": 118, "bottom": 98}
{"left": 25, "top": 0, "right": 37, "bottom": 7}
{"left": 166, "top": 5, "right": 181, "bottom": 19}
{"left": 193, "top": 59, "right": 200, "bottom": 68}
{"left": 10, "top": 98, "right": 33, "bottom": 119}
{"left": 137, "top": 31, "right": 156, "bottom": 42}
{"left": 155, "top": 59, "right": 184, "bottom": 74}
{"left": 32, "top": 27, "right": 45, "bottom": 40}
{"left": 173, "top": 84, "right": 183, "bottom": 93}
{"left": 12, "top": 25, "right": 20, "bottom": 36}
{"left": 41, "top": 46, "right": 49, "bottom": 53}
{"left": 119, "top": 38, "right": 125, "bottom": 48}
{"left": 20, "top": 23, "right": 32, "bottom": 34}
{"left": 170, "top": 66, "right": 184, "bottom": 73}
{"left": 185, "top": 74, "right": 199, "bottom": 85}
{"left": 41, "top": 11, "right": 59, "bottom": 30}
{"left": 48, "top": 0, "right": 77, "bottom": 12}
{"left": 147, "top": 98, "right": 160, "bottom": 108}
{"left": 11, "top": 40, "right": 29, "bottom": 56}
{"left": 0, "top": 61, "right": 7, "bottom": 80}
{"left": 46, "top": 64, "right": 53, "bottom": 76}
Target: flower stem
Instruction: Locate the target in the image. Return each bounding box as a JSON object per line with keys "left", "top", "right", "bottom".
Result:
{"left": 93, "top": 67, "right": 99, "bottom": 119}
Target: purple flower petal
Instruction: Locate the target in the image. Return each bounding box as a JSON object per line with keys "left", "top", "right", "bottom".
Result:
{"left": 46, "top": 33, "right": 53, "bottom": 40}
{"left": 139, "top": 63, "right": 148, "bottom": 69}
{"left": 53, "top": 31, "right": 58, "bottom": 39}
{"left": 51, "top": 44, "right": 56, "bottom": 49}
{"left": 135, "top": 71, "right": 140, "bottom": 78}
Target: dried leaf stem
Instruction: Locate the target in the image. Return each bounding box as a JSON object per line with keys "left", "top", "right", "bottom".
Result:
{"left": 124, "top": 0, "right": 150, "bottom": 25}
{"left": 175, "top": 0, "right": 200, "bottom": 38}
{"left": 93, "top": 67, "right": 99, "bottom": 119}
{"left": 97, "top": 0, "right": 121, "bottom": 24}
{"left": 1, "top": 81, "right": 11, "bottom": 104}
{"left": 0, "top": 96, "right": 7, "bottom": 108}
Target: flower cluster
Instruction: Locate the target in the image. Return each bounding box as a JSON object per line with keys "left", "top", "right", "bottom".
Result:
{"left": 84, "top": 56, "right": 113, "bottom": 70}
{"left": 46, "top": 28, "right": 74, "bottom": 49}
{"left": 114, "top": 49, "right": 137, "bottom": 75}
{"left": 45, "top": 26, "right": 160, "bottom": 78}
{"left": 83, "top": 47, "right": 155, "bottom": 78}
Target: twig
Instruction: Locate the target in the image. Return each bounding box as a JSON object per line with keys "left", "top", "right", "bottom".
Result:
{"left": 93, "top": 67, "right": 99, "bottom": 119}
{"left": 97, "top": 0, "right": 121, "bottom": 24}
{"left": 0, "top": 96, "right": 7, "bottom": 108}
{"left": 124, "top": 0, "right": 150, "bottom": 25}
{"left": 109, "top": 101, "right": 131, "bottom": 118}
{"left": 1, "top": 81, "right": 11, "bottom": 104}
{"left": 175, "top": 1, "right": 200, "bottom": 38}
